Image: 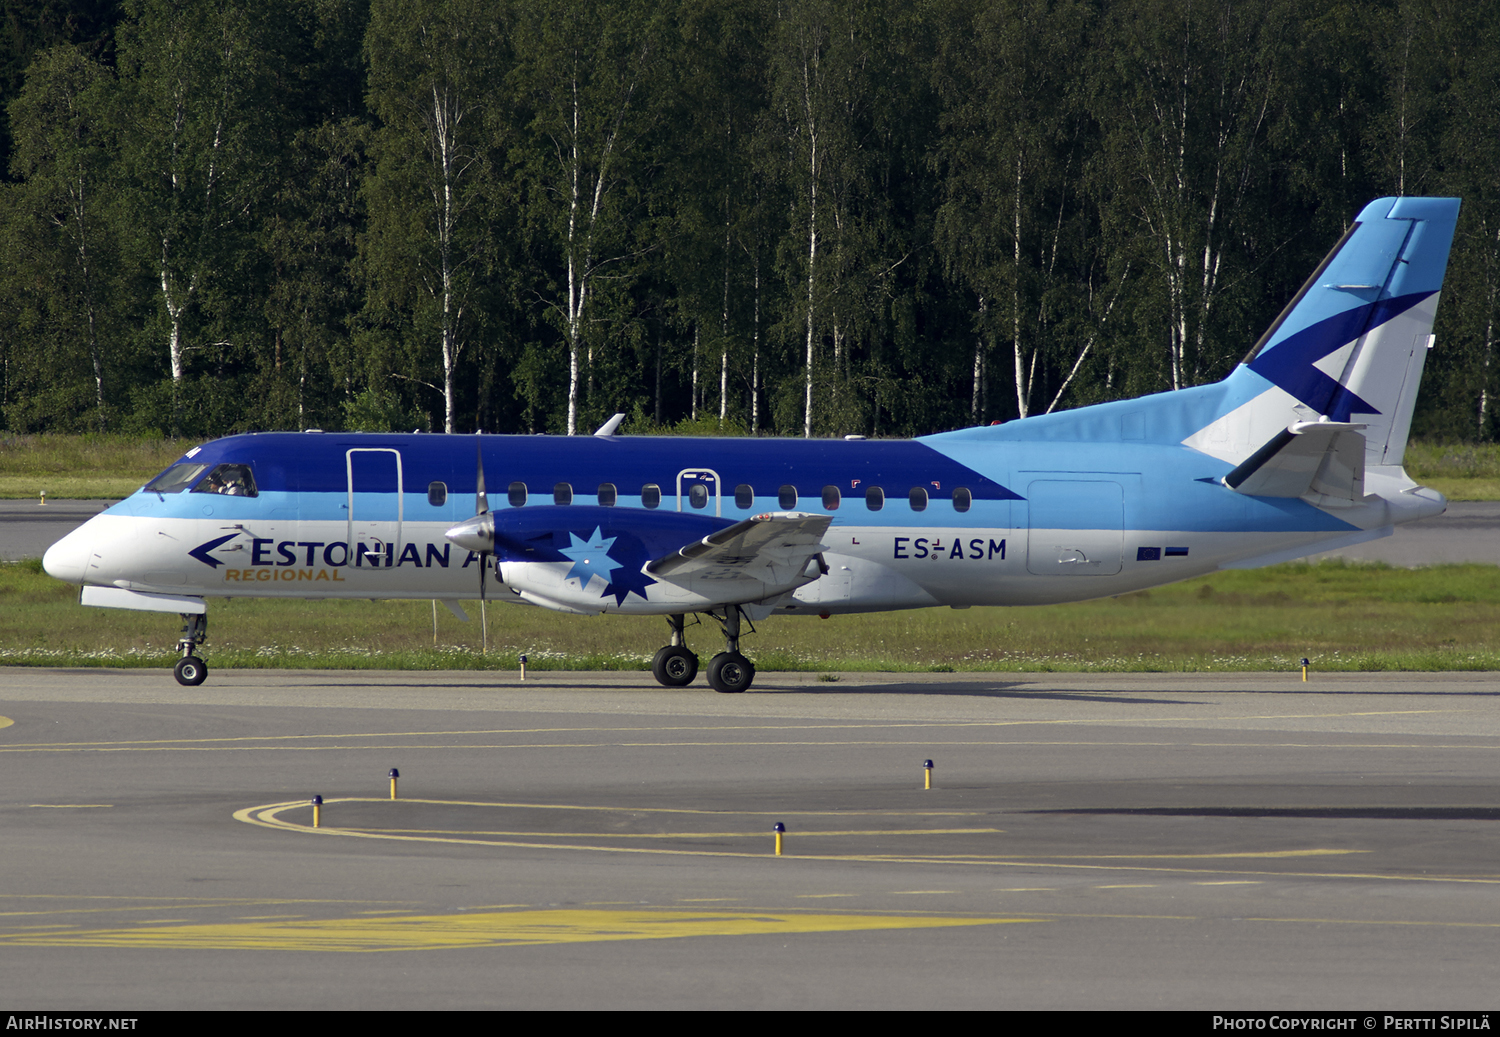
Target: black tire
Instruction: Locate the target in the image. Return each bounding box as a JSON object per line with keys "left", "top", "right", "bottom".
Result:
{"left": 651, "top": 645, "right": 699, "bottom": 687}
{"left": 174, "top": 656, "right": 208, "bottom": 687}
{"left": 706, "top": 652, "right": 755, "bottom": 694}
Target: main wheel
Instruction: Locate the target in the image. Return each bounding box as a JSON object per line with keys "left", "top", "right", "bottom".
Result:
{"left": 706, "top": 652, "right": 755, "bottom": 694}
{"left": 174, "top": 655, "right": 208, "bottom": 687}
{"left": 651, "top": 645, "right": 699, "bottom": 687}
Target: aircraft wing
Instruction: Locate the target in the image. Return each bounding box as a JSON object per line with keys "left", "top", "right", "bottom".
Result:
{"left": 1223, "top": 421, "right": 1367, "bottom": 502}
{"left": 645, "top": 511, "right": 833, "bottom": 598}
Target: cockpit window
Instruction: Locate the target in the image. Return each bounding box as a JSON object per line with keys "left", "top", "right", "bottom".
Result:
{"left": 191, "top": 463, "right": 258, "bottom": 498}
{"left": 143, "top": 463, "right": 210, "bottom": 495}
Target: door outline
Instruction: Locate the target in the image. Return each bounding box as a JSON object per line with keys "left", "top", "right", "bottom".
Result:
{"left": 347, "top": 448, "right": 403, "bottom": 567}
{"left": 676, "top": 468, "right": 722, "bottom": 517}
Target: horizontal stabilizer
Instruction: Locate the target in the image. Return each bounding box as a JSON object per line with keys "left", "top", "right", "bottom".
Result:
{"left": 647, "top": 511, "right": 831, "bottom": 597}
{"left": 1224, "top": 421, "right": 1367, "bottom": 501}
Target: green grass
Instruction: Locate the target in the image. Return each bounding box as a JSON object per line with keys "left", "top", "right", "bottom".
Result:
{"left": 4, "top": 557, "right": 1498, "bottom": 672}
{"left": 3, "top": 434, "right": 1500, "bottom": 500}
{"left": 0, "top": 434, "right": 191, "bottom": 499}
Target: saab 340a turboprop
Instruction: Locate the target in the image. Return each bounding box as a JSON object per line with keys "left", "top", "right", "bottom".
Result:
{"left": 44, "top": 197, "right": 1459, "bottom": 692}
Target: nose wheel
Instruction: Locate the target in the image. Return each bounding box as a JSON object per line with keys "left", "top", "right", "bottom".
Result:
{"left": 174, "top": 655, "right": 208, "bottom": 686}
{"left": 174, "top": 612, "right": 209, "bottom": 686}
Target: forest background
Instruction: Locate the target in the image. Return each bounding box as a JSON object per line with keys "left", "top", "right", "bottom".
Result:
{"left": 2, "top": 0, "right": 1498, "bottom": 447}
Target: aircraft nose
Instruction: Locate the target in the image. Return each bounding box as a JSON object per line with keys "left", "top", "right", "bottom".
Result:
{"left": 42, "top": 527, "right": 92, "bottom": 584}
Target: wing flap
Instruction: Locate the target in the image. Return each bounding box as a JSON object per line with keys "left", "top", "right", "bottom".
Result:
{"left": 646, "top": 511, "right": 832, "bottom": 596}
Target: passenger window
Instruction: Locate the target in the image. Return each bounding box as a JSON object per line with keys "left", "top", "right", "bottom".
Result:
{"left": 191, "top": 463, "right": 258, "bottom": 498}
{"left": 597, "top": 483, "right": 617, "bottom": 507}
{"left": 428, "top": 481, "right": 447, "bottom": 507}
{"left": 642, "top": 484, "right": 661, "bottom": 509}
{"left": 865, "top": 486, "right": 884, "bottom": 511}
{"left": 952, "top": 487, "right": 972, "bottom": 513}
{"left": 508, "top": 481, "right": 527, "bottom": 507}
{"left": 734, "top": 484, "right": 754, "bottom": 510}
{"left": 554, "top": 482, "right": 573, "bottom": 506}
{"left": 778, "top": 485, "right": 798, "bottom": 509}
{"left": 822, "top": 485, "right": 840, "bottom": 510}
{"left": 689, "top": 483, "right": 709, "bottom": 509}
{"left": 908, "top": 487, "right": 928, "bottom": 512}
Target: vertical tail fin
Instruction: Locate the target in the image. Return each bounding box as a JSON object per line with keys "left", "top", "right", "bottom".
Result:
{"left": 1183, "top": 197, "right": 1460, "bottom": 469}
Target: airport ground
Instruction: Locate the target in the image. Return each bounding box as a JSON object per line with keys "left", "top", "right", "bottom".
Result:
{"left": 2, "top": 667, "right": 1499, "bottom": 1009}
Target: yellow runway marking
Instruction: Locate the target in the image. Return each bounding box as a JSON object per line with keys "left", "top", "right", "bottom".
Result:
{"left": 24, "top": 804, "right": 112, "bottom": 809}
{"left": 230, "top": 798, "right": 1500, "bottom": 886}
{"left": 0, "top": 908, "right": 1030, "bottom": 953}
{"left": 0, "top": 715, "right": 13, "bottom": 729}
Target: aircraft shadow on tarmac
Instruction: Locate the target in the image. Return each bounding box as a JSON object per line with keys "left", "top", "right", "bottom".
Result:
{"left": 285, "top": 676, "right": 1198, "bottom": 704}
{"left": 752, "top": 682, "right": 1201, "bottom": 706}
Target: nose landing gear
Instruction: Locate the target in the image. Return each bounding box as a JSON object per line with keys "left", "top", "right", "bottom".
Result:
{"left": 174, "top": 613, "right": 209, "bottom": 686}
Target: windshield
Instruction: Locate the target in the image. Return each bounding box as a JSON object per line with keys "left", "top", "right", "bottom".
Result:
{"left": 143, "top": 463, "right": 210, "bottom": 495}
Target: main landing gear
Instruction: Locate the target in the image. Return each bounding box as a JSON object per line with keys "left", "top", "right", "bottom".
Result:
{"left": 173, "top": 613, "right": 209, "bottom": 687}
{"left": 649, "top": 609, "right": 756, "bottom": 694}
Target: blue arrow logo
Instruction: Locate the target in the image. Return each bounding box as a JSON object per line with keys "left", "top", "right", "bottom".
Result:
{"left": 189, "top": 534, "right": 239, "bottom": 569}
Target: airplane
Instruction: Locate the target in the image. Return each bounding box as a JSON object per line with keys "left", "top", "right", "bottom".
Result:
{"left": 43, "top": 196, "right": 1459, "bottom": 692}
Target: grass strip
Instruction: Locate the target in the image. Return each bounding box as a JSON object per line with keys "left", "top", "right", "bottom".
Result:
{"left": 4, "top": 558, "right": 1499, "bottom": 673}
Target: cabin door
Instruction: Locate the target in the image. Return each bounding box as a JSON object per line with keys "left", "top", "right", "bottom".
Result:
{"left": 346, "top": 448, "right": 404, "bottom": 569}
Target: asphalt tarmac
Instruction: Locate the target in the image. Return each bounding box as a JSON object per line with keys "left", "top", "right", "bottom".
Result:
{"left": 5, "top": 499, "right": 1500, "bottom": 565}
{"left": 3, "top": 667, "right": 1499, "bottom": 1009}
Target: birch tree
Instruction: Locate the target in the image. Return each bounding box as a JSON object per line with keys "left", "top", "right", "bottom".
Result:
{"left": 5, "top": 46, "right": 119, "bottom": 430}
{"left": 933, "top": 0, "right": 1096, "bottom": 422}
{"left": 115, "top": 0, "right": 281, "bottom": 433}
{"left": 512, "top": 0, "right": 666, "bottom": 435}
{"left": 768, "top": 0, "right": 892, "bottom": 437}
{"left": 364, "top": 0, "right": 505, "bottom": 433}
{"left": 1095, "top": 0, "right": 1296, "bottom": 389}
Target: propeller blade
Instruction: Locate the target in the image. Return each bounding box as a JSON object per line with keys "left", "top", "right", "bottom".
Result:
{"left": 475, "top": 437, "right": 489, "bottom": 515}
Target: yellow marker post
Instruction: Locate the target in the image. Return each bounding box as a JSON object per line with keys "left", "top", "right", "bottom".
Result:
{"left": 311, "top": 795, "right": 323, "bottom": 828}
{"left": 774, "top": 822, "right": 785, "bottom": 856}
{"left": 1301, "top": 657, "right": 1310, "bottom": 682}
{"left": 520, "top": 654, "right": 528, "bottom": 681}
{"left": 924, "top": 759, "right": 934, "bottom": 790}
{"left": 38, "top": 491, "right": 46, "bottom": 506}
{"left": 389, "top": 768, "right": 400, "bottom": 801}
